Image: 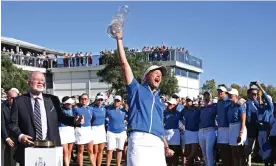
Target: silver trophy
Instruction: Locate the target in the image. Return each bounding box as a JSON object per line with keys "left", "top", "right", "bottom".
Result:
{"left": 107, "top": 5, "right": 129, "bottom": 38}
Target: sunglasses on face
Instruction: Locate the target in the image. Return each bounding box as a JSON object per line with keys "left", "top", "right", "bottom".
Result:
{"left": 114, "top": 99, "right": 121, "bottom": 102}
{"left": 97, "top": 99, "right": 104, "bottom": 101}
{"left": 252, "top": 93, "right": 258, "bottom": 96}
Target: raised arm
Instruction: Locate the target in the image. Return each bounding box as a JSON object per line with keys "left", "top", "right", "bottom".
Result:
{"left": 115, "top": 32, "right": 134, "bottom": 85}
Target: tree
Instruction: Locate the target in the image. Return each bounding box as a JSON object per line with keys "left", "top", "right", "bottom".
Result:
{"left": 1, "top": 54, "right": 29, "bottom": 93}
{"left": 201, "top": 79, "right": 217, "bottom": 97}
{"left": 97, "top": 51, "right": 179, "bottom": 98}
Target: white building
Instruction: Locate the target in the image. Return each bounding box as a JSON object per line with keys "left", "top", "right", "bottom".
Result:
{"left": 1, "top": 36, "right": 203, "bottom": 99}
{"left": 49, "top": 50, "right": 203, "bottom": 100}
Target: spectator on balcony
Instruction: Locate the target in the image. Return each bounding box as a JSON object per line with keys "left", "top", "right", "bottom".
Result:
{"left": 69, "top": 53, "right": 74, "bottom": 67}
{"left": 79, "top": 52, "right": 84, "bottom": 66}
{"left": 63, "top": 53, "right": 68, "bottom": 67}
{"left": 75, "top": 52, "right": 80, "bottom": 66}
{"left": 10, "top": 49, "right": 15, "bottom": 55}
{"left": 19, "top": 49, "right": 23, "bottom": 55}
{"left": 88, "top": 52, "right": 93, "bottom": 66}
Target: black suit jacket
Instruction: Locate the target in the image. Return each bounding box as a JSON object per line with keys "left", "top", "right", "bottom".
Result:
{"left": 1, "top": 104, "right": 11, "bottom": 142}
{"left": 9, "top": 93, "right": 77, "bottom": 163}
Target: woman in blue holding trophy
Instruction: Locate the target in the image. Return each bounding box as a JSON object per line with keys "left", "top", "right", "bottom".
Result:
{"left": 107, "top": 6, "right": 174, "bottom": 166}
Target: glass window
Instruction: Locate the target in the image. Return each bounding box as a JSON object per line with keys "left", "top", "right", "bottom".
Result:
{"left": 188, "top": 71, "right": 199, "bottom": 79}
{"left": 174, "top": 67, "right": 187, "bottom": 77}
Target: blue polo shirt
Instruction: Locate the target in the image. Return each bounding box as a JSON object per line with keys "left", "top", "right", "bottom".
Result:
{"left": 182, "top": 108, "right": 200, "bottom": 131}
{"left": 106, "top": 106, "right": 127, "bottom": 133}
{"left": 199, "top": 104, "right": 217, "bottom": 129}
{"left": 217, "top": 97, "right": 231, "bottom": 128}
{"left": 246, "top": 99, "right": 260, "bottom": 124}
{"left": 91, "top": 105, "right": 106, "bottom": 126}
{"left": 73, "top": 106, "right": 92, "bottom": 127}
{"left": 164, "top": 109, "right": 182, "bottom": 130}
{"left": 227, "top": 103, "right": 246, "bottom": 124}
{"left": 60, "top": 108, "right": 74, "bottom": 127}
{"left": 126, "top": 78, "right": 166, "bottom": 140}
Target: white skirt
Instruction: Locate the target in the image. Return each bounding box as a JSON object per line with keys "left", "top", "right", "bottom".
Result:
{"left": 217, "top": 127, "right": 229, "bottom": 144}
{"left": 75, "top": 126, "right": 93, "bottom": 145}
{"left": 91, "top": 125, "right": 106, "bottom": 144}
{"left": 184, "top": 130, "right": 199, "bottom": 144}
{"left": 164, "top": 129, "right": 181, "bottom": 145}
{"left": 229, "top": 123, "right": 247, "bottom": 146}
{"left": 127, "top": 132, "right": 166, "bottom": 166}
{"left": 59, "top": 126, "right": 76, "bottom": 144}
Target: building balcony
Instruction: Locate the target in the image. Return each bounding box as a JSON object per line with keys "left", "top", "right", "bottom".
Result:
{"left": 53, "top": 49, "right": 203, "bottom": 70}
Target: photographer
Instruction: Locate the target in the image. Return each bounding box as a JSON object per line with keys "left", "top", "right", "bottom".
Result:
{"left": 245, "top": 81, "right": 274, "bottom": 166}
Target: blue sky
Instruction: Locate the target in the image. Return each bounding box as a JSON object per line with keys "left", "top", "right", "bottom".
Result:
{"left": 2, "top": 2, "right": 276, "bottom": 86}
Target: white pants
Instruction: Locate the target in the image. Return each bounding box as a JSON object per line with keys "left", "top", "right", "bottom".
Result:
{"left": 258, "top": 130, "right": 270, "bottom": 160}
{"left": 107, "top": 131, "right": 127, "bottom": 150}
{"left": 229, "top": 123, "right": 247, "bottom": 146}
{"left": 164, "top": 129, "right": 181, "bottom": 145}
{"left": 127, "top": 132, "right": 166, "bottom": 166}
{"left": 198, "top": 128, "right": 216, "bottom": 166}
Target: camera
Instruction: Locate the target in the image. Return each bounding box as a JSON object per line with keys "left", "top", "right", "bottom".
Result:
{"left": 250, "top": 81, "right": 257, "bottom": 85}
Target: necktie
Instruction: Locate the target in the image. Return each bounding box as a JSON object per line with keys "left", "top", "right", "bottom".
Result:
{"left": 34, "top": 98, "right": 43, "bottom": 140}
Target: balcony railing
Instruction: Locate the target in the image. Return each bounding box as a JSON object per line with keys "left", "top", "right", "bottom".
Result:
{"left": 2, "top": 53, "right": 56, "bottom": 69}
{"left": 3, "top": 49, "right": 203, "bottom": 70}
{"left": 54, "top": 50, "right": 203, "bottom": 69}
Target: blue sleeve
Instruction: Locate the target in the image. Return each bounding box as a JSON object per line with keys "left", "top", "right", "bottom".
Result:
{"left": 179, "top": 109, "right": 185, "bottom": 127}
{"left": 126, "top": 78, "right": 139, "bottom": 99}
{"left": 239, "top": 105, "right": 246, "bottom": 114}
{"left": 73, "top": 108, "right": 78, "bottom": 116}
{"left": 263, "top": 92, "right": 274, "bottom": 112}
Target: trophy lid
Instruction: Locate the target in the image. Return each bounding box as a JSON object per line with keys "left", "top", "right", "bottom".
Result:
{"left": 33, "top": 140, "right": 55, "bottom": 148}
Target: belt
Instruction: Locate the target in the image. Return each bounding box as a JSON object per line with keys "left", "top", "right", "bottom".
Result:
{"left": 199, "top": 127, "right": 215, "bottom": 131}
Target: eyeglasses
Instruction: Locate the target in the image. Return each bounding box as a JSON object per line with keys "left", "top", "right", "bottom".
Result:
{"left": 81, "top": 98, "right": 88, "bottom": 100}
{"left": 252, "top": 93, "right": 258, "bottom": 96}
{"left": 97, "top": 99, "right": 104, "bottom": 101}
{"left": 114, "top": 99, "right": 121, "bottom": 102}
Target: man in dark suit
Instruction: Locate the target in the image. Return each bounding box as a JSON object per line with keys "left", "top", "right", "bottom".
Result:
{"left": 9, "top": 71, "right": 83, "bottom": 166}
{"left": 1, "top": 88, "right": 19, "bottom": 166}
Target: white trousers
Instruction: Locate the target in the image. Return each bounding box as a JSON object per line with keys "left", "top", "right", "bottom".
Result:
{"left": 127, "top": 132, "right": 166, "bottom": 166}
{"left": 107, "top": 131, "right": 127, "bottom": 150}
{"left": 198, "top": 128, "right": 216, "bottom": 166}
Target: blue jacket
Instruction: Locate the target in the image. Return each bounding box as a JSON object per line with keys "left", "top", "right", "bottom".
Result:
{"left": 126, "top": 78, "right": 166, "bottom": 140}
{"left": 246, "top": 93, "right": 273, "bottom": 125}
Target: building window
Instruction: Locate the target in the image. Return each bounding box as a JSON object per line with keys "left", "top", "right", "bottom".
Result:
{"left": 174, "top": 67, "right": 187, "bottom": 77}
{"left": 188, "top": 71, "right": 199, "bottom": 79}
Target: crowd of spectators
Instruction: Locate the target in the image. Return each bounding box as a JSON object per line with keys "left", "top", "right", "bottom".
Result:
{"left": 2, "top": 44, "right": 197, "bottom": 68}
{"left": 62, "top": 52, "right": 93, "bottom": 67}
{"left": 1, "top": 46, "right": 57, "bottom": 68}
{"left": 98, "top": 44, "right": 191, "bottom": 65}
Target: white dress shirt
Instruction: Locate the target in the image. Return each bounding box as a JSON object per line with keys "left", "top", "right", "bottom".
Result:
{"left": 30, "top": 93, "right": 48, "bottom": 140}
{"left": 18, "top": 93, "right": 48, "bottom": 142}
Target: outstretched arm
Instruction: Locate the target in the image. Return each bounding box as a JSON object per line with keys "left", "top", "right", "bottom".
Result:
{"left": 115, "top": 32, "right": 134, "bottom": 85}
